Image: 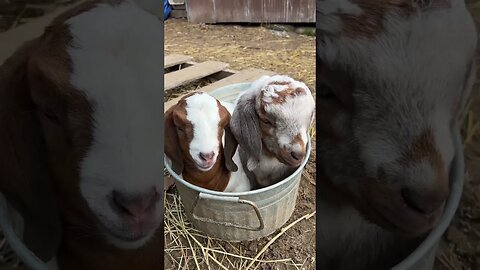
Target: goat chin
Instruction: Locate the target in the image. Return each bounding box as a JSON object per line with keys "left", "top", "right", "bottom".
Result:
{"left": 317, "top": 194, "right": 425, "bottom": 270}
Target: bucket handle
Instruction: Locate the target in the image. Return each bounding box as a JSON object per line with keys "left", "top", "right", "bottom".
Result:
{"left": 0, "top": 193, "right": 50, "bottom": 270}
{"left": 190, "top": 193, "right": 265, "bottom": 231}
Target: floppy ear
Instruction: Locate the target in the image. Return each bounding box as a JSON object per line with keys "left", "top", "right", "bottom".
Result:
{"left": 164, "top": 105, "right": 184, "bottom": 174}
{"left": 222, "top": 112, "right": 239, "bottom": 172}
{"left": 0, "top": 39, "right": 62, "bottom": 262}
{"left": 229, "top": 92, "right": 262, "bottom": 171}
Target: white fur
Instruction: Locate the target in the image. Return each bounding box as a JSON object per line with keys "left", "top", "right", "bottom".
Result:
{"left": 258, "top": 76, "right": 314, "bottom": 158}
{"left": 180, "top": 93, "right": 251, "bottom": 192}
{"left": 222, "top": 100, "right": 251, "bottom": 192}
{"left": 68, "top": 0, "right": 163, "bottom": 249}
{"left": 237, "top": 75, "right": 315, "bottom": 187}
{"left": 319, "top": 0, "right": 476, "bottom": 180}
{"left": 185, "top": 93, "right": 221, "bottom": 171}
{"left": 223, "top": 149, "right": 251, "bottom": 192}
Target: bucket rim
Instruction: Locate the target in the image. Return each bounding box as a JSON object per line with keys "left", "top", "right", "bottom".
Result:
{"left": 392, "top": 129, "right": 464, "bottom": 269}
{"left": 164, "top": 136, "right": 311, "bottom": 196}
{"left": 165, "top": 81, "right": 313, "bottom": 196}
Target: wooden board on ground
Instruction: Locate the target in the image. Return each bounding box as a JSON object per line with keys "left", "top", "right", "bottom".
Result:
{"left": 164, "top": 68, "right": 275, "bottom": 111}
{"left": 164, "top": 54, "right": 192, "bottom": 68}
{"left": 197, "top": 68, "right": 275, "bottom": 93}
{"left": 164, "top": 60, "right": 229, "bottom": 91}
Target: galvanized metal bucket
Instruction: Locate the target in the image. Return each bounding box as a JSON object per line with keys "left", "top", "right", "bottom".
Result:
{"left": 164, "top": 82, "right": 311, "bottom": 241}
{"left": 391, "top": 129, "right": 465, "bottom": 270}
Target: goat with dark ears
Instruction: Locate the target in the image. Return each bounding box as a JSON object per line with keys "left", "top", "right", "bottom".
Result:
{"left": 316, "top": 0, "right": 477, "bottom": 269}
{"left": 229, "top": 75, "right": 315, "bottom": 189}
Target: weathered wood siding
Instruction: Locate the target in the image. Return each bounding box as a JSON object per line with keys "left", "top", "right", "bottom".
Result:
{"left": 185, "top": 0, "right": 315, "bottom": 23}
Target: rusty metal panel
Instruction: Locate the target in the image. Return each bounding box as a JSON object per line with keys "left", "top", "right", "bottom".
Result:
{"left": 185, "top": 0, "right": 315, "bottom": 23}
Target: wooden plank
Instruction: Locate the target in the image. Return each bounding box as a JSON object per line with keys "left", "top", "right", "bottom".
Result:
{"left": 164, "top": 68, "right": 275, "bottom": 111}
{"left": 164, "top": 54, "right": 192, "bottom": 68}
{"left": 197, "top": 68, "right": 275, "bottom": 93}
{"left": 164, "top": 60, "right": 228, "bottom": 91}
{"left": 174, "top": 61, "right": 238, "bottom": 79}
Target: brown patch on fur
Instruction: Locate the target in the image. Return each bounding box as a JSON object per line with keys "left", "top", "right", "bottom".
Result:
{"left": 319, "top": 0, "right": 451, "bottom": 39}
{"left": 399, "top": 129, "right": 448, "bottom": 188}
{"left": 268, "top": 81, "right": 290, "bottom": 86}
{"left": 167, "top": 93, "right": 235, "bottom": 192}
{"left": 293, "top": 133, "right": 306, "bottom": 154}
{"left": 400, "top": 130, "right": 443, "bottom": 167}
{"left": 182, "top": 158, "right": 232, "bottom": 191}
{"left": 1, "top": 1, "right": 165, "bottom": 268}
{"left": 260, "top": 86, "right": 307, "bottom": 105}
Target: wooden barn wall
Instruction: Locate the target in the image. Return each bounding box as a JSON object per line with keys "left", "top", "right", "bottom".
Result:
{"left": 185, "top": 0, "right": 316, "bottom": 23}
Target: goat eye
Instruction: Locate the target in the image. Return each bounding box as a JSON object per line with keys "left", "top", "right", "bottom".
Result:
{"left": 42, "top": 109, "right": 60, "bottom": 123}
{"left": 177, "top": 126, "right": 185, "bottom": 132}
{"left": 261, "top": 118, "right": 273, "bottom": 126}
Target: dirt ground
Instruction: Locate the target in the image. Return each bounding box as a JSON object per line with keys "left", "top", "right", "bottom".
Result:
{"left": 164, "top": 19, "right": 317, "bottom": 269}
{"left": 435, "top": 2, "right": 480, "bottom": 270}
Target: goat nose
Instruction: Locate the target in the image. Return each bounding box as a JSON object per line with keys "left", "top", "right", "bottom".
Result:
{"left": 401, "top": 188, "right": 447, "bottom": 215}
{"left": 112, "top": 188, "right": 159, "bottom": 218}
{"left": 199, "top": 152, "right": 215, "bottom": 161}
{"left": 290, "top": 150, "right": 305, "bottom": 161}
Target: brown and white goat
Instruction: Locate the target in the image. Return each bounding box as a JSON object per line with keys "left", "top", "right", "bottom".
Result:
{"left": 317, "top": 0, "right": 477, "bottom": 269}
{"left": 165, "top": 92, "right": 251, "bottom": 192}
{"left": 0, "top": 0, "right": 164, "bottom": 269}
{"left": 229, "top": 75, "right": 316, "bottom": 189}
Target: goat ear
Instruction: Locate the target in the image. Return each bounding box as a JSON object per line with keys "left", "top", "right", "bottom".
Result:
{"left": 229, "top": 92, "right": 262, "bottom": 171}
{"left": 0, "top": 40, "right": 62, "bottom": 262}
{"left": 164, "top": 105, "right": 184, "bottom": 174}
{"left": 223, "top": 121, "right": 239, "bottom": 172}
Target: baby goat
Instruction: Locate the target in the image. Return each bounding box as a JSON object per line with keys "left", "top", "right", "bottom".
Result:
{"left": 230, "top": 75, "right": 316, "bottom": 188}
{"left": 0, "top": 1, "right": 164, "bottom": 269}
{"left": 165, "top": 92, "right": 251, "bottom": 192}
{"left": 316, "top": 0, "right": 477, "bottom": 269}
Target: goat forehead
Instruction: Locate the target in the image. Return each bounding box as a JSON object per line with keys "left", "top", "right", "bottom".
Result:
{"left": 264, "top": 94, "right": 314, "bottom": 126}
{"left": 185, "top": 94, "right": 221, "bottom": 138}
{"left": 70, "top": 1, "right": 163, "bottom": 190}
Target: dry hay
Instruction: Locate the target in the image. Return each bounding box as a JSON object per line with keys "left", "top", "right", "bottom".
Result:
{"left": 163, "top": 191, "right": 315, "bottom": 270}
{"left": 164, "top": 19, "right": 316, "bottom": 93}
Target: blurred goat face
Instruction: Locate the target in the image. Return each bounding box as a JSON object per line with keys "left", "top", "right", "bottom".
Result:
{"left": 173, "top": 92, "right": 230, "bottom": 171}
{"left": 30, "top": 1, "right": 165, "bottom": 250}
{"left": 257, "top": 81, "right": 315, "bottom": 167}
{"left": 316, "top": 0, "right": 477, "bottom": 236}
